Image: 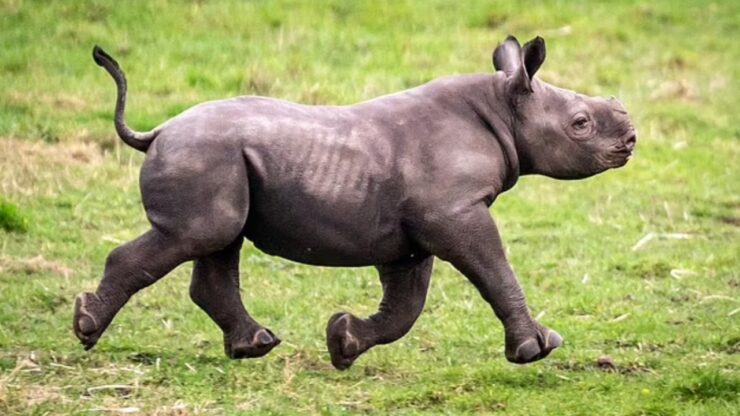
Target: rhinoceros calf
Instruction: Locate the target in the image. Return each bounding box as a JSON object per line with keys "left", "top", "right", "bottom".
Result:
{"left": 74, "top": 36, "right": 636, "bottom": 370}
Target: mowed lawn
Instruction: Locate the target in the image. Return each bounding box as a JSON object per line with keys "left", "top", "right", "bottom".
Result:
{"left": 1, "top": 0, "right": 738, "bottom": 414}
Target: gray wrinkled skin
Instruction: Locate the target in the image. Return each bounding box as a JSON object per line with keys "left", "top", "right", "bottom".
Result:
{"left": 74, "top": 36, "right": 636, "bottom": 369}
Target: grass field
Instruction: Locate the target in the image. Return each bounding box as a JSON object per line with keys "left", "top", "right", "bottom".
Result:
{"left": 1, "top": 0, "right": 738, "bottom": 414}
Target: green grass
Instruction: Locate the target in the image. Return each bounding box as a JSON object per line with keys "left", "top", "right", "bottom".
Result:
{"left": 0, "top": 198, "right": 27, "bottom": 233}
{"left": 1, "top": 0, "right": 738, "bottom": 414}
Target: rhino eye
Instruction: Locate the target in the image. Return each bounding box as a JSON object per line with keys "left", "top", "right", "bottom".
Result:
{"left": 572, "top": 116, "right": 589, "bottom": 130}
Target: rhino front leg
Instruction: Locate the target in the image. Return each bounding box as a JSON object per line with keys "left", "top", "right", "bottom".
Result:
{"left": 414, "top": 204, "right": 562, "bottom": 364}
{"left": 190, "top": 238, "right": 280, "bottom": 359}
{"left": 326, "top": 255, "right": 433, "bottom": 370}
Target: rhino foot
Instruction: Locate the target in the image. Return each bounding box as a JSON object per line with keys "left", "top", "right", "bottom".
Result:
{"left": 225, "top": 328, "right": 281, "bottom": 359}
{"left": 73, "top": 292, "right": 107, "bottom": 350}
{"left": 505, "top": 323, "right": 563, "bottom": 364}
{"left": 326, "top": 313, "right": 367, "bottom": 370}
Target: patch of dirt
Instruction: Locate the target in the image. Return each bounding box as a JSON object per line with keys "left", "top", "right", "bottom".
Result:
{"left": 5, "top": 92, "right": 91, "bottom": 113}
{"left": 483, "top": 12, "right": 508, "bottom": 29}
{"left": 596, "top": 355, "right": 617, "bottom": 371}
{"left": 553, "top": 358, "right": 656, "bottom": 376}
{"left": 717, "top": 216, "right": 740, "bottom": 226}
{"left": 151, "top": 403, "right": 192, "bottom": 416}
{"left": 0, "top": 255, "right": 73, "bottom": 278}
{"left": 0, "top": 355, "right": 69, "bottom": 408}
{"left": 0, "top": 138, "right": 104, "bottom": 197}
{"left": 244, "top": 67, "right": 275, "bottom": 96}
{"left": 276, "top": 350, "right": 331, "bottom": 372}
{"left": 22, "top": 384, "right": 68, "bottom": 407}
{"left": 649, "top": 79, "right": 698, "bottom": 103}
{"left": 51, "top": 94, "right": 89, "bottom": 112}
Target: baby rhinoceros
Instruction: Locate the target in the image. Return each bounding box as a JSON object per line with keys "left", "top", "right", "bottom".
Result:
{"left": 74, "top": 35, "right": 636, "bottom": 370}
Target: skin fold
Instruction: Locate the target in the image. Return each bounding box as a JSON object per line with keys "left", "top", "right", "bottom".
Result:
{"left": 74, "top": 36, "right": 636, "bottom": 369}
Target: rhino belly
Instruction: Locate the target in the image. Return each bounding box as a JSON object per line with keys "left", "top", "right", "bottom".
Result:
{"left": 243, "top": 191, "right": 412, "bottom": 266}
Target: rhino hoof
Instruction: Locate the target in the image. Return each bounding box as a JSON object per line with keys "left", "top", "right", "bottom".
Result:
{"left": 73, "top": 292, "right": 104, "bottom": 351}
{"left": 326, "top": 313, "right": 364, "bottom": 370}
{"left": 506, "top": 327, "right": 563, "bottom": 364}
{"left": 225, "top": 328, "right": 281, "bottom": 359}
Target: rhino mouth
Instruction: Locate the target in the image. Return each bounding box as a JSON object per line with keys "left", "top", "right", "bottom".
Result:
{"left": 601, "top": 143, "right": 633, "bottom": 169}
{"left": 609, "top": 148, "right": 633, "bottom": 168}
{"left": 615, "top": 152, "right": 632, "bottom": 167}
{"left": 608, "top": 131, "right": 636, "bottom": 168}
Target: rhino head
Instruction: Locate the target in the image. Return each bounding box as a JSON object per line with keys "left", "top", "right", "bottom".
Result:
{"left": 493, "top": 36, "right": 636, "bottom": 180}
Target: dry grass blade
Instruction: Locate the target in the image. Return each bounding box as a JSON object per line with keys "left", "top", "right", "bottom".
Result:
{"left": 0, "top": 357, "right": 40, "bottom": 390}
{"left": 86, "top": 384, "right": 136, "bottom": 395}
{"left": 89, "top": 407, "right": 140, "bottom": 414}
{"left": 632, "top": 232, "right": 692, "bottom": 251}
{"left": 609, "top": 313, "right": 631, "bottom": 323}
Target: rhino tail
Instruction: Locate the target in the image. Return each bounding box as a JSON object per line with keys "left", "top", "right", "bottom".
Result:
{"left": 92, "top": 45, "right": 159, "bottom": 152}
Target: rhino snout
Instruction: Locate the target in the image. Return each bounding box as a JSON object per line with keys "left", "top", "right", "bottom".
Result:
{"left": 624, "top": 132, "right": 636, "bottom": 152}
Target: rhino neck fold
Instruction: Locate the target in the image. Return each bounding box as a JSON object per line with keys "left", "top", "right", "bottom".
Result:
{"left": 455, "top": 74, "right": 521, "bottom": 192}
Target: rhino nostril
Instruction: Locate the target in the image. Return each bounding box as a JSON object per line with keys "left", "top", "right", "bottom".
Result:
{"left": 625, "top": 134, "right": 636, "bottom": 150}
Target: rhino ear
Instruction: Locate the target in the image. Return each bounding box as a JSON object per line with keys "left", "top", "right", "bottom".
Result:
{"left": 493, "top": 36, "right": 521, "bottom": 74}
{"left": 492, "top": 35, "right": 546, "bottom": 94}
{"left": 522, "top": 36, "right": 546, "bottom": 79}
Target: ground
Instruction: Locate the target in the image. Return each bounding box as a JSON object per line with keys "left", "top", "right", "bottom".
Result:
{"left": 0, "top": 0, "right": 738, "bottom": 414}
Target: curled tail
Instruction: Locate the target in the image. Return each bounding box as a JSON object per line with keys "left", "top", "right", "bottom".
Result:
{"left": 92, "top": 45, "right": 158, "bottom": 152}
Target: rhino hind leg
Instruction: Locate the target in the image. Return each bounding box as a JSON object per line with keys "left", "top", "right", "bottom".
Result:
{"left": 190, "top": 237, "right": 280, "bottom": 359}
{"left": 326, "top": 255, "right": 433, "bottom": 370}
{"left": 74, "top": 155, "right": 251, "bottom": 351}
{"left": 73, "top": 229, "right": 197, "bottom": 350}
